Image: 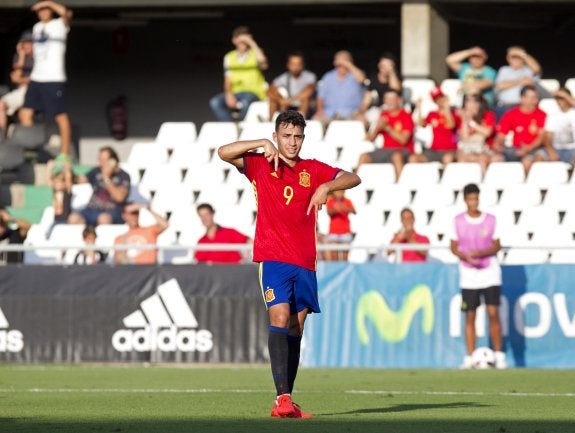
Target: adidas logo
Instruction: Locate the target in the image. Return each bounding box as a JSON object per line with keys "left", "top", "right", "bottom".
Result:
{"left": 112, "top": 279, "right": 213, "bottom": 353}
{"left": 0, "top": 306, "right": 24, "bottom": 352}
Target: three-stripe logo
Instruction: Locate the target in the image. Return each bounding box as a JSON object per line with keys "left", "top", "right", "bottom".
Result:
{"left": 112, "top": 279, "right": 213, "bottom": 352}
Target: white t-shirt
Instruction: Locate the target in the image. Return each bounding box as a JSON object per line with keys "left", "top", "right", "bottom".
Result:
{"left": 448, "top": 212, "right": 502, "bottom": 289}
{"left": 545, "top": 108, "right": 575, "bottom": 150}
{"left": 31, "top": 17, "right": 69, "bottom": 82}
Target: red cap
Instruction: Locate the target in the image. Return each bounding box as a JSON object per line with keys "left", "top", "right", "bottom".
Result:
{"left": 430, "top": 86, "right": 445, "bottom": 100}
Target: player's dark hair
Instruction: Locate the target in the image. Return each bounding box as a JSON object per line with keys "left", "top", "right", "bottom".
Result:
{"left": 197, "top": 203, "right": 215, "bottom": 214}
{"left": 275, "top": 110, "right": 306, "bottom": 132}
{"left": 463, "top": 183, "right": 480, "bottom": 197}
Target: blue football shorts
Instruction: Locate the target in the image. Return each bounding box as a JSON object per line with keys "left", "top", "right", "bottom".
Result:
{"left": 259, "top": 261, "right": 320, "bottom": 314}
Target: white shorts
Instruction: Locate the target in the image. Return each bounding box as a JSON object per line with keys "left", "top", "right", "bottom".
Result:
{"left": 1, "top": 86, "right": 27, "bottom": 116}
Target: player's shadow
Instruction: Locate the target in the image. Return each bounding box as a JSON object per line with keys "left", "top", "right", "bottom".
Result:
{"left": 323, "top": 401, "right": 490, "bottom": 416}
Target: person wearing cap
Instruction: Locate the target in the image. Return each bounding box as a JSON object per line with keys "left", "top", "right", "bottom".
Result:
{"left": 445, "top": 46, "right": 497, "bottom": 107}
{"left": 0, "top": 31, "right": 34, "bottom": 137}
{"left": 494, "top": 46, "right": 541, "bottom": 120}
{"left": 411, "top": 87, "right": 458, "bottom": 165}
{"left": 18, "top": 0, "right": 73, "bottom": 156}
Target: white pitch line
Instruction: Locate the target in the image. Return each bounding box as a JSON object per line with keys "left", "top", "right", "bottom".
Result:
{"left": 0, "top": 388, "right": 573, "bottom": 397}
{"left": 347, "top": 390, "right": 575, "bottom": 397}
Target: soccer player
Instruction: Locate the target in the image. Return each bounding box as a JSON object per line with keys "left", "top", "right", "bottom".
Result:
{"left": 218, "top": 110, "right": 361, "bottom": 418}
{"left": 449, "top": 183, "right": 507, "bottom": 369}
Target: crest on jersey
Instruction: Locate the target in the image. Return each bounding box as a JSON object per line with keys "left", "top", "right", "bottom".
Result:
{"left": 299, "top": 170, "right": 311, "bottom": 188}
{"left": 265, "top": 288, "right": 276, "bottom": 303}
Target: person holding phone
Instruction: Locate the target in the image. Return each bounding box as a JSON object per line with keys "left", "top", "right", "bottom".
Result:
{"left": 68, "top": 146, "right": 131, "bottom": 226}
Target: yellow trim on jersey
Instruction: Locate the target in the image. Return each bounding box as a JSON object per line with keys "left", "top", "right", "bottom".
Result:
{"left": 258, "top": 262, "right": 269, "bottom": 310}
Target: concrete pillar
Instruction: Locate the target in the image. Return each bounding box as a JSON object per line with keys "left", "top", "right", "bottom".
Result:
{"left": 401, "top": 2, "right": 449, "bottom": 82}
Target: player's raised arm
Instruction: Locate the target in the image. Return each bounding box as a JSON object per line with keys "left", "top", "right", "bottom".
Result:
{"left": 306, "top": 170, "right": 361, "bottom": 215}
{"left": 218, "top": 139, "right": 279, "bottom": 171}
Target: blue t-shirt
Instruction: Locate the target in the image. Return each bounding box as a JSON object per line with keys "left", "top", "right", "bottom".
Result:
{"left": 317, "top": 69, "right": 365, "bottom": 118}
{"left": 458, "top": 62, "right": 497, "bottom": 106}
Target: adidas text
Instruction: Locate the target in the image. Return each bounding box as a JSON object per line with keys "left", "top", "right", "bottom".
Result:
{"left": 0, "top": 330, "right": 23, "bottom": 352}
{"left": 112, "top": 326, "right": 213, "bottom": 352}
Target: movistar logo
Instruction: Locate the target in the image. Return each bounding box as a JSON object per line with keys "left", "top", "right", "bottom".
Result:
{"left": 356, "top": 284, "right": 434, "bottom": 344}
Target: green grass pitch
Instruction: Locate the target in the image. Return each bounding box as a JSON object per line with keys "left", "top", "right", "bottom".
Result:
{"left": 1, "top": 365, "right": 574, "bottom": 433}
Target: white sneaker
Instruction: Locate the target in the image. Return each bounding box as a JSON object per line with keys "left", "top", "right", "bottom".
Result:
{"left": 460, "top": 355, "right": 473, "bottom": 369}
{"left": 494, "top": 351, "right": 507, "bottom": 369}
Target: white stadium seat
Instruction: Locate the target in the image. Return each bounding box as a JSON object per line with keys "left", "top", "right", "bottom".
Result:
{"left": 398, "top": 162, "right": 441, "bottom": 189}
{"left": 126, "top": 142, "right": 169, "bottom": 168}
{"left": 323, "top": 120, "right": 366, "bottom": 148}
{"left": 525, "top": 161, "right": 570, "bottom": 189}
{"left": 483, "top": 162, "right": 525, "bottom": 188}
{"left": 155, "top": 122, "right": 197, "bottom": 149}
{"left": 402, "top": 78, "right": 436, "bottom": 104}
{"left": 196, "top": 122, "right": 238, "bottom": 149}
{"left": 440, "top": 162, "right": 483, "bottom": 192}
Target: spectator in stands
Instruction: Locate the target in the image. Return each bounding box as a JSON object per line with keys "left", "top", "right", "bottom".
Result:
{"left": 445, "top": 46, "right": 496, "bottom": 107}
{"left": 267, "top": 51, "right": 316, "bottom": 120}
{"left": 0, "top": 31, "right": 34, "bottom": 138}
{"left": 494, "top": 46, "right": 541, "bottom": 120}
{"left": 387, "top": 208, "right": 429, "bottom": 263}
{"left": 18, "top": 1, "right": 73, "bottom": 156}
{"left": 411, "top": 87, "right": 458, "bottom": 165}
{"left": 312, "top": 50, "right": 368, "bottom": 127}
{"left": 541, "top": 87, "right": 575, "bottom": 164}
{"left": 194, "top": 203, "right": 251, "bottom": 264}
{"left": 361, "top": 52, "right": 402, "bottom": 124}
{"left": 0, "top": 208, "right": 30, "bottom": 264}
{"left": 47, "top": 156, "right": 72, "bottom": 228}
{"left": 492, "top": 85, "right": 546, "bottom": 174}
{"left": 358, "top": 89, "right": 414, "bottom": 179}
{"left": 209, "top": 26, "right": 268, "bottom": 122}
{"left": 456, "top": 94, "right": 496, "bottom": 175}
{"left": 449, "top": 183, "right": 506, "bottom": 370}
{"left": 113, "top": 203, "right": 168, "bottom": 265}
{"left": 68, "top": 146, "right": 130, "bottom": 226}
{"left": 73, "top": 225, "right": 106, "bottom": 265}
{"left": 325, "top": 190, "right": 355, "bottom": 261}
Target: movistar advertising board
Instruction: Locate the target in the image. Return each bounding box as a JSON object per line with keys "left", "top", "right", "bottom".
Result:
{"left": 301, "top": 263, "right": 575, "bottom": 368}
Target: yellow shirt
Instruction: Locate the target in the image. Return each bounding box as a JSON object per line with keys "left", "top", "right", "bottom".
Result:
{"left": 224, "top": 49, "right": 266, "bottom": 100}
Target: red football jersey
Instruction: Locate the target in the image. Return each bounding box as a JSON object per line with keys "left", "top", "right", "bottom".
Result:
{"left": 243, "top": 153, "right": 340, "bottom": 270}
{"left": 496, "top": 107, "right": 546, "bottom": 147}
{"left": 377, "top": 109, "right": 415, "bottom": 153}
{"left": 424, "top": 110, "right": 459, "bottom": 151}
{"left": 195, "top": 226, "right": 249, "bottom": 264}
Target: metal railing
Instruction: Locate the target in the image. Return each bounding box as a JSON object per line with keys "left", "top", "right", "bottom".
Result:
{"left": 0, "top": 242, "right": 571, "bottom": 265}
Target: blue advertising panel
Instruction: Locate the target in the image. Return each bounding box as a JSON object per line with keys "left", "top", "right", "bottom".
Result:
{"left": 301, "top": 263, "right": 575, "bottom": 368}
